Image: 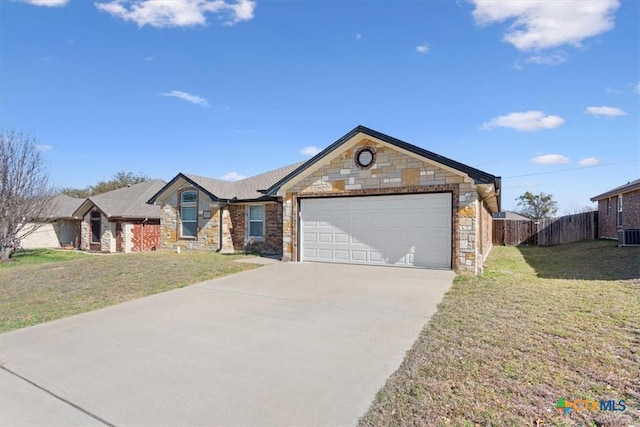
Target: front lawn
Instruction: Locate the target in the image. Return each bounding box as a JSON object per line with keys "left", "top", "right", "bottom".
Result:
{"left": 360, "top": 240, "right": 640, "bottom": 427}
{"left": 1, "top": 248, "right": 89, "bottom": 268}
{"left": 0, "top": 251, "right": 260, "bottom": 332}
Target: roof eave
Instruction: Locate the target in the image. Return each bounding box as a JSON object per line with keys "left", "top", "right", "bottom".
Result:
{"left": 590, "top": 182, "right": 640, "bottom": 201}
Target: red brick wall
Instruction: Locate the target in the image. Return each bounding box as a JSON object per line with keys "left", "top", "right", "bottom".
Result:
{"left": 228, "top": 203, "right": 283, "bottom": 255}
{"left": 132, "top": 220, "right": 160, "bottom": 251}
{"left": 622, "top": 189, "right": 640, "bottom": 230}
{"left": 264, "top": 203, "right": 283, "bottom": 253}
{"left": 598, "top": 198, "right": 617, "bottom": 239}
{"left": 597, "top": 189, "right": 640, "bottom": 239}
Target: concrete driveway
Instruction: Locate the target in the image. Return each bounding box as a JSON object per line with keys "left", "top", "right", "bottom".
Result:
{"left": 1, "top": 262, "right": 454, "bottom": 427}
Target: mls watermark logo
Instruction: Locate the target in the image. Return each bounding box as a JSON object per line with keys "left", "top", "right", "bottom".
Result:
{"left": 555, "top": 397, "right": 627, "bottom": 415}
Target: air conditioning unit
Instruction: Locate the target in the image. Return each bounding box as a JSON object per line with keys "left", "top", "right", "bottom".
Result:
{"left": 618, "top": 229, "right": 640, "bottom": 246}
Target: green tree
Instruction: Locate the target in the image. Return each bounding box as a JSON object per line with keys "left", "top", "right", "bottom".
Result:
{"left": 89, "top": 171, "right": 149, "bottom": 195}
{"left": 515, "top": 191, "right": 558, "bottom": 220}
{"left": 61, "top": 171, "right": 149, "bottom": 197}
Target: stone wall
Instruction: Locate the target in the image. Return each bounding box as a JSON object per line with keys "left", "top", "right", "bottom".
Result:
{"left": 80, "top": 220, "right": 90, "bottom": 251}
{"left": 159, "top": 187, "right": 221, "bottom": 251}
{"left": 281, "top": 139, "right": 482, "bottom": 272}
{"left": 81, "top": 210, "right": 114, "bottom": 252}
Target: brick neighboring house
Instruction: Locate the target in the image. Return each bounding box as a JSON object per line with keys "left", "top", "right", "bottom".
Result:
{"left": 150, "top": 126, "right": 501, "bottom": 273}
{"left": 19, "top": 194, "right": 84, "bottom": 249}
{"left": 73, "top": 180, "right": 166, "bottom": 252}
{"left": 591, "top": 178, "right": 640, "bottom": 239}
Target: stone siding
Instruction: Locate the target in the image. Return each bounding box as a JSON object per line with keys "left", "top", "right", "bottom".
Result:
{"left": 281, "top": 139, "right": 482, "bottom": 272}
{"left": 159, "top": 187, "right": 222, "bottom": 251}
{"left": 156, "top": 181, "right": 281, "bottom": 255}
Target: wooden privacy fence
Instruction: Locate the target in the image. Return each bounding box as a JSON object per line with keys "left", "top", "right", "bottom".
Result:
{"left": 493, "top": 211, "right": 599, "bottom": 246}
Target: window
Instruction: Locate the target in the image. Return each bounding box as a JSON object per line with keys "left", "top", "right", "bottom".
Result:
{"left": 617, "top": 195, "right": 623, "bottom": 226}
{"left": 180, "top": 190, "right": 197, "bottom": 238}
{"left": 248, "top": 205, "right": 264, "bottom": 238}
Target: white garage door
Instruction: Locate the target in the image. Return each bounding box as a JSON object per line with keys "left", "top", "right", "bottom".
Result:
{"left": 300, "top": 193, "right": 452, "bottom": 269}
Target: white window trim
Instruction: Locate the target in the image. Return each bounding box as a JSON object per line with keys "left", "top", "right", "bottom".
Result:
{"left": 617, "top": 194, "right": 623, "bottom": 226}
{"left": 180, "top": 189, "right": 198, "bottom": 239}
{"left": 246, "top": 204, "right": 265, "bottom": 240}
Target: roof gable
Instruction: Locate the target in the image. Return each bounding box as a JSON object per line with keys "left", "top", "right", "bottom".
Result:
{"left": 265, "top": 125, "right": 499, "bottom": 196}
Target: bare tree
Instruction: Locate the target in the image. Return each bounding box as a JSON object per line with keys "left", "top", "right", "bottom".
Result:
{"left": 0, "top": 130, "right": 56, "bottom": 260}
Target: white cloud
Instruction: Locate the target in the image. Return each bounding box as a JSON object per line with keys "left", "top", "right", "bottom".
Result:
{"left": 95, "top": 0, "right": 255, "bottom": 28}
{"left": 578, "top": 157, "right": 600, "bottom": 167}
{"left": 161, "top": 90, "right": 209, "bottom": 107}
{"left": 470, "top": 0, "right": 620, "bottom": 51}
{"left": 635, "top": 82, "right": 640, "bottom": 94}
{"left": 480, "top": 111, "right": 565, "bottom": 132}
{"left": 524, "top": 51, "right": 568, "bottom": 66}
{"left": 416, "top": 42, "right": 430, "bottom": 54}
{"left": 585, "top": 105, "right": 626, "bottom": 117}
{"left": 300, "top": 146, "right": 322, "bottom": 157}
{"left": 35, "top": 144, "right": 53, "bottom": 151}
{"left": 220, "top": 172, "right": 246, "bottom": 181}
{"left": 23, "top": 0, "right": 69, "bottom": 6}
{"left": 531, "top": 154, "right": 570, "bottom": 165}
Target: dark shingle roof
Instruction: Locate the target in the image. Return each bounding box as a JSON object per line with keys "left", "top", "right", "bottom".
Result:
{"left": 77, "top": 180, "right": 166, "bottom": 219}
{"left": 150, "top": 162, "right": 305, "bottom": 204}
{"left": 591, "top": 178, "right": 640, "bottom": 201}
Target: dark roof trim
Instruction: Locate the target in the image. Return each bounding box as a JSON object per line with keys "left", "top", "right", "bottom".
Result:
{"left": 147, "top": 173, "right": 219, "bottom": 204}
{"left": 228, "top": 196, "right": 280, "bottom": 203}
{"left": 590, "top": 179, "right": 640, "bottom": 201}
{"left": 266, "top": 125, "right": 499, "bottom": 196}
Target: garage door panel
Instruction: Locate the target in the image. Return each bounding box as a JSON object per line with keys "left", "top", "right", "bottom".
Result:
{"left": 300, "top": 194, "right": 451, "bottom": 269}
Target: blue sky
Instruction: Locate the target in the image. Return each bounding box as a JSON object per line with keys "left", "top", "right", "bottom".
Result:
{"left": 2, "top": 0, "right": 638, "bottom": 213}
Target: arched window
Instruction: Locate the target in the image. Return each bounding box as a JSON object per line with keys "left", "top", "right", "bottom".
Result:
{"left": 180, "top": 190, "right": 197, "bottom": 238}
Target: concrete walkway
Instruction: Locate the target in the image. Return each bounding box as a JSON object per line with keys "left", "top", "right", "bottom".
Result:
{"left": 1, "top": 262, "right": 454, "bottom": 427}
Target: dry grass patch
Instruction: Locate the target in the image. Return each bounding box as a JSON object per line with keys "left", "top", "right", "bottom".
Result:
{"left": 0, "top": 250, "right": 260, "bottom": 332}
{"left": 360, "top": 240, "right": 639, "bottom": 427}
